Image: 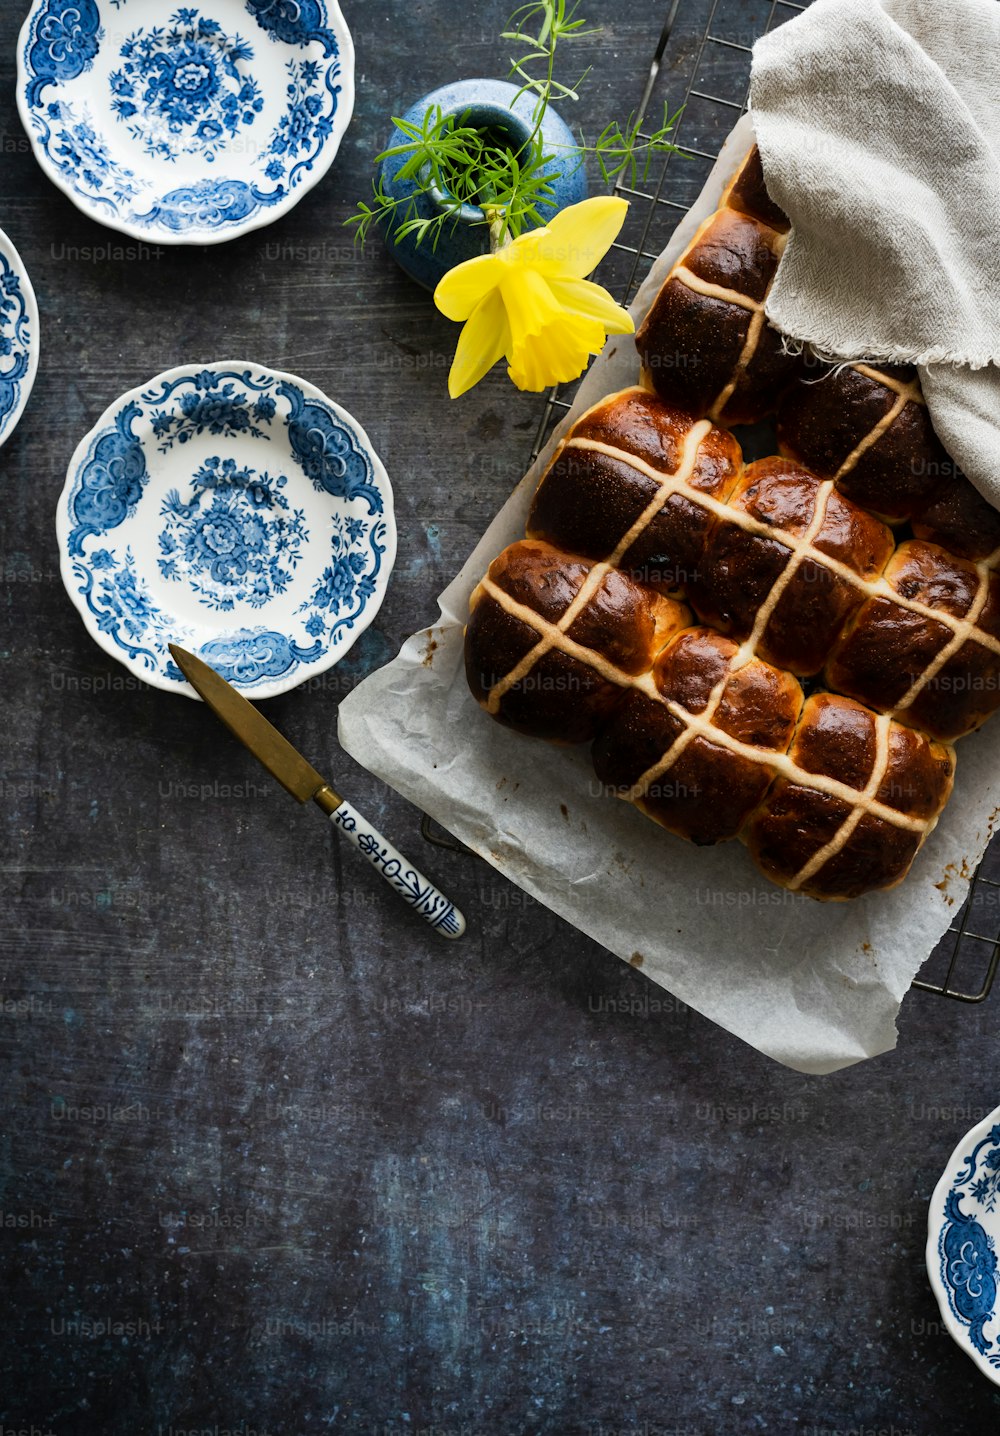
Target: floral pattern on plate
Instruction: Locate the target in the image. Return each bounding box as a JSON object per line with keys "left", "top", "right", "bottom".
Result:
{"left": 928, "top": 1103, "right": 1000, "bottom": 1385}
{"left": 57, "top": 363, "right": 396, "bottom": 698}
{"left": 158, "top": 457, "right": 309, "bottom": 611}
{"left": 0, "top": 228, "right": 39, "bottom": 449}
{"left": 17, "top": 0, "right": 355, "bottom": 243}
{"left": 111, "top": 10, "right": 265, "bottom": 165}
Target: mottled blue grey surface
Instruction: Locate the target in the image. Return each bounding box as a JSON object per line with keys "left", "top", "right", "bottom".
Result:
{"left": 2, "top": 1, "right": 1000, "bottom": 1433}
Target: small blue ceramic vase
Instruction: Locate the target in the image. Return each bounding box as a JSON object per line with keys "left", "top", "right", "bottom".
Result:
{"left": 377, "top": 78, "right": 588, "bottom": 291}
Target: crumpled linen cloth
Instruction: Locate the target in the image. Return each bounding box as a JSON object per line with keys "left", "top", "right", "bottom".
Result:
{"left": 750, "top": 0, "right": 1000, "bottom": 510}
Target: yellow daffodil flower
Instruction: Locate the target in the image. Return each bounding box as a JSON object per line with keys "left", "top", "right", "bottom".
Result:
{"left": 433, "top": 196, "right": 634, "bottom": 398}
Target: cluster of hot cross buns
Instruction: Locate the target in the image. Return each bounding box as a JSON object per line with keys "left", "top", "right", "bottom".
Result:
{"left": 464, "top": 147, "right": 1000, "bottom": 899}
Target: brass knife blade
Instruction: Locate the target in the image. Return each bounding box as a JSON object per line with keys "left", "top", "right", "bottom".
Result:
{"left": 169, "top": 644, "right": 342, "bottom": 814}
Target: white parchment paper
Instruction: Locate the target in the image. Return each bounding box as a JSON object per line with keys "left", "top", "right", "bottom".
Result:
{"left": 338, "top": 114, "right": 1000, "bottom": 1074}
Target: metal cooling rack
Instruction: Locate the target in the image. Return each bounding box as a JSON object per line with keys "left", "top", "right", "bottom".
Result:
{"left": 425, "top": 0, "right": 1000, "bottom": 1004}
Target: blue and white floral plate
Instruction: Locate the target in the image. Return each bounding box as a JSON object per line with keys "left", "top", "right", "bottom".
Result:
{"left": 927, "top": 1102, "right": 1000, "bottom": 1385}
{"left": 57, "top": 362, "right": 395, "bottom": 699}
{"left": 0, "top": 226, "right": 39, "bottom": 447}
{"left": 17, "top": 1, "right": 354, "bottom": 244}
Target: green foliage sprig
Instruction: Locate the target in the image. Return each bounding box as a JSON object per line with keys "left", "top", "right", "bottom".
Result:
{"left": 348, "top": 0, "right": 683, "bottom": 252}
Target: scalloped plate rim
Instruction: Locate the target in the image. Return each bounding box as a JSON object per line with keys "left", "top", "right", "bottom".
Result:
{"left": 0, "top": 224, "right": 40, "bottom": 448}
{"left": 55, "top": 358, "right": 396, "bottom": 701}
{"left": 15, "top": 0, "right": 356, "bottom": 246}
{"left": 926, "top": 1098, "right": 1000, "bottom": 1387}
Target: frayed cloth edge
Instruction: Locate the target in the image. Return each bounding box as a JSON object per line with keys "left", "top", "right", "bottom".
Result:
{"left": 767, "top": 312, "right": 998, "bottom": 373}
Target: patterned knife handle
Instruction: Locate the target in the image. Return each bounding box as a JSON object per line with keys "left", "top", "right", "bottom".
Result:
{"left": 330, "top": 801, "right": 466, "bottom": 939}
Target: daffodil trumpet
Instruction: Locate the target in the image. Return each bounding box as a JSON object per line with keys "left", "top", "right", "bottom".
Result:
{"left": 433, "top": 195, "right": 635, "bottom": 398}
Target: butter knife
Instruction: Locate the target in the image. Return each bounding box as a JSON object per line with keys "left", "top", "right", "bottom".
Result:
{"left": 169, "top": 644, "right": 465, "bottom": 940}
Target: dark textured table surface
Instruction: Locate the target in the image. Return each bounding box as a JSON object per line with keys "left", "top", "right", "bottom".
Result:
{"left": 3, "top": 1, "right": 1000, "bottom": 1433}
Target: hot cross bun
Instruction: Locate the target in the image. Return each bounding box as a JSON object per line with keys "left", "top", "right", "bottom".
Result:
{"left": 464, "top": 147, "right": 994, "bottom": 898}
{"left": 635, "top": 146, "right": 802, "bottom": 425}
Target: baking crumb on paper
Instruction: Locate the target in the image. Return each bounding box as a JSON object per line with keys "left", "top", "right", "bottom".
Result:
{"left": 936, "top": 858, "right": 974, "bottom": 900}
